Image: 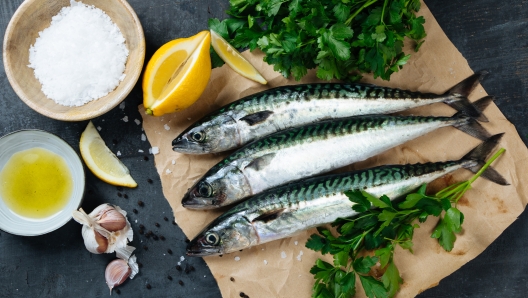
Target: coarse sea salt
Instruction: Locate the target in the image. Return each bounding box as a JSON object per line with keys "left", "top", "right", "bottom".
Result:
{"left": 28, "top": 0, "right": 129, "bottom": 107}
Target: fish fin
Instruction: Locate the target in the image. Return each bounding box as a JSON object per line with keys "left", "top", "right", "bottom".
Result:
{"left": 453, "top": 117, "right": 492, "bottom": 141}
{"left": 252, "top": 208, "right": 286, "bottom": 223}
{"left": 451, "top": 96, "right": 495, "bottom": 122}
{"left": 462, "top": 133, "right": 509, "bottom": 185}
{"left": 240, "top": 111, "right": 274, "bottom": 126}
{"left": 244, "top": 153, "right": 276, "bottom": 171}
{"left": 444, "top": 71, "right": 488, "bottom": 122}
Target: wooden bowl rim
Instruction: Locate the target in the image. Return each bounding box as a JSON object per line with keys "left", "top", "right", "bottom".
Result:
{"left": 2, "top": 0, "right": 145, "bottom": 121}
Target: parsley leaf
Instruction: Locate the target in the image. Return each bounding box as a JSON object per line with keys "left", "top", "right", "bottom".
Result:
{"left": 209, "top": 0, "right": 426, "bottom": 81}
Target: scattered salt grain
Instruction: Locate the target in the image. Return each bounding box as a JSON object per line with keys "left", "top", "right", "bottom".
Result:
{"left": 150, "top": 147, "right": 159, "bottom": 155}
{"left": 296, "top": 251, "right": 303, "bottom": 261}
{"left": 180, "top": 256, "right": 185, "bottom": 262}
{"left": 138, "top": 149, "right": 144, "bottom": 153}
{"left": 234, "top": 256, "right": 240, "bottom": 261}
{"left": 28, "top": 0, "right": 129, "bottom": 106}
{"left": 119, "top": 102, "right": 125, "bottom": 110}
{"left": 97, "top": 126, "right": 102, "bottom": 131}
{"left": 141, "top": 134, "right": 146, "bottom": 141}
{"left": 116, "top": 151, "right": 121, "bottom": 156}
{"left": 263, "top": 260, "right": 268, "bottom": 265}
{"left": 164, "top": 124, "right": 171, "bottom": 131}
{"left": 122, "top": 116, "right": 129, "bottom": 122}
{"left": 134, "top": 119, "right": 141, "bottom": 125}
{"left": 172, "top": 160, "right": 176, "bottom": 165}
{"left": 281, "top": 251, "right": 287, "bottom": 259}
{"left": 165, "top": 169, "right": 172, "bottom": 174}
{"left": 294, "top": 241, "right": 298, "bottom": 246}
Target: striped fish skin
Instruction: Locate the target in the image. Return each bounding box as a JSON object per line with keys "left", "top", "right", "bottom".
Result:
{"left": 186, "top": 161, "right": 469, "bottom": 256}
{"left": 182, "top": 115, "right": 485, "bottom": 209}
{"left": 173, "top": 73, "right": 485, "bottom": 154}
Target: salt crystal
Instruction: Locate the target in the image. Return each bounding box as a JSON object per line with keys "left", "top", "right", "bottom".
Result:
{"left": 141, "top": 134, "right": 146, "bottom": 141}
{"left": 165, "top": 169, "right": 172, "bottom": 174}
{"left": 28, "top": 0, "right": 129, "bottom": 106}
{"left": 180, "top": 256, "right": 185, "bottom": 262}
{"left": 294, "top": 241, "right": 298, "bottom": 246}
{"left": 263, "top": 260, "right": 268, "bottom": 265}
{"left": 119, "top": 102, "right": 125, "bottom": 110}
{"left": 164, "top": 124, "right": 171, "bottom": 131}
{"left": 281, "top": 251, "right": 287, "bottom": 259}
{"left": 138, "top": 149, "right": 144, "bottom": 153}
{"left": 172, "top": 160, "right": 176, "bottom": 165}
{"left": 234, "top": 256, "right": 240, "bottom": 261}
{"left": 150, "top": 147, "right": 159, "bottom": 155}
{"left": 96, "top": 126, "right": 102, "bottom": 131}
{"left": 116, "top": 151, "right": 121, "bottom": 156}
{"left": 134, "top": 119, "right": 141, "bottom": 125}
{"left": 122, "top": 116, "right": 129, "bottom": 122}
{"left": 296, "top": 251, "right": 303, "bottom": 261}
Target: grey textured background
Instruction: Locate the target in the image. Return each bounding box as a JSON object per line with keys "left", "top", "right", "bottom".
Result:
{"left": 0, "top": 0, "right": 527, "bottom": 297}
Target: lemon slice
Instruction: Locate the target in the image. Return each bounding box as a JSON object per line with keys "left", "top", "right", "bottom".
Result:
{"left": 80, "top": 121, "right": 137, "bottom": 188}
{"left": 210, "top": 30, "right": 267, "bottom": 85}
{"left": 143, "top": 31, "right": 212, "bottom": 116}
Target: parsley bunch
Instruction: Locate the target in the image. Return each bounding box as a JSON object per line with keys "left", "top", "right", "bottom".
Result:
{"left": 208, "top": 0, "right": 426, "bottom": 81}
{"left": 306, "top": 148, "right": 505, "bottom": 298}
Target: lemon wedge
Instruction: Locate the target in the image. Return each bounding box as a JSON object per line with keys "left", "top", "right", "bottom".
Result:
{"left": 210, "top": 30, "right": 267, "bottom": 85}
{"left": 80, "top": 121, "right": 137, "bottom": 188}
{"left": 143, "top": 31, "right": 212, "bottom": 116}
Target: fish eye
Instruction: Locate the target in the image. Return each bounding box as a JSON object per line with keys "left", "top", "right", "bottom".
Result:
{"left": 205, "top": 232, "right": 219, "bottom": 245}
{"left": 190, "top": 131, "right": 205, "bottom": 142}
{"left": 198, "top": 182, "right": 212, "bottom": 197}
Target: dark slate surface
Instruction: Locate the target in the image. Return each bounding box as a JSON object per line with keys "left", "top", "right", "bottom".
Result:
{"left": 0, "top": 0, "right": 526, "bottom": 297}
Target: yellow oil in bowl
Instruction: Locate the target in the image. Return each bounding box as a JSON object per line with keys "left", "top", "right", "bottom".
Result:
{"left": 0, "top": 147, "right": 73, "bottom": 219}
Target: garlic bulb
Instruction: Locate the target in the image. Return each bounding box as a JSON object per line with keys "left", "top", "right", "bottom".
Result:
{"left": 72, "top": 204, "right": 133, "bottom": 255}
{"left": 105, "top": 254, "right": 139, "bottom": 293}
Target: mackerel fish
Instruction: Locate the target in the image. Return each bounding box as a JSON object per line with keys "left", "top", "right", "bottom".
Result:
{"left": 186, "top": 134, "right": 508, "bottom": 256}
{"left": 173, "top": 72, "right": 488, "bottom": 154}
{"left": 182, "top": 114, "right": 491, "bottom": 209}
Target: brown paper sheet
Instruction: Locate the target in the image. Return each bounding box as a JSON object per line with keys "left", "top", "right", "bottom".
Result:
{"left": 139, "top": 3, "right": 528, "bottom": 297}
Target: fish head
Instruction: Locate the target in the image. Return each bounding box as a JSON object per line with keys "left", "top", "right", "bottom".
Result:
{"left": 172, "top": 115, "right": 240, "bottom": 154}
{"left": 186, "top": 215, "right": 256, "bottom": 256}
{"left": 182, "top": 165, "right": 251, "bottom": 209}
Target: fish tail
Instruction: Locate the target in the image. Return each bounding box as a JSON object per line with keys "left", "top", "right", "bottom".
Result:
{"left": 444, "top": 71, "right": 489, "bottom": 122}
{"left": 452, "top": 95, "right": 494, "bottom": 119}
{"left": 462, "top": 133, "right": 509, "bottom": 185}
{"left": 453, "top": 116, "right": 492, "bottom": 141}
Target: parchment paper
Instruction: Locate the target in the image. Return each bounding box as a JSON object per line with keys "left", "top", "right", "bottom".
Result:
{"left": 139, "top": 3, "right": 528, "bottom": 297}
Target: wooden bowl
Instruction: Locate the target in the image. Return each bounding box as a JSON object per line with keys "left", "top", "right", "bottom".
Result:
{"left": 3, "top": 0, "right": 145, "bottom": 121}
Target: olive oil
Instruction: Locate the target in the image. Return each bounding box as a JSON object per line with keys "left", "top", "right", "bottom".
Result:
{"left": 0, "top": 147, "right": 73, "bottom": 219}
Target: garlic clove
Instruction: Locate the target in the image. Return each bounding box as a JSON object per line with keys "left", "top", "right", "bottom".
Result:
{"left": 105, "top": 259, "right": 131, "bottom": 293}
{"left": 82, "top": 226, "right": 108, "bottom": 254}
{"left": 97, "top": 208, "right": 126, "bottom": 232}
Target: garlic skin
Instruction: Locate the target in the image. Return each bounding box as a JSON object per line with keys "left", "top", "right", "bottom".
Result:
{"left": 105, "top": 254, "right": 139, "bottom": 293}
{"left": 72, "top": 204, "right": 133, "bottom": 255}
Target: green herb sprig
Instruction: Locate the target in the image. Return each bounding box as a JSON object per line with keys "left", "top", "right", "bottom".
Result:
{"left": 306, "top": 148, "right": 505, "bottom": 298}
{"left": 208, "top": 0, "right": 426, "bottom": 81}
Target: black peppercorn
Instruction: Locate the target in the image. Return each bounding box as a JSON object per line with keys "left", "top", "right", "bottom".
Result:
{"left": 143, "top": 245, "right": 148, "bottom": 251}
{"left": 167, "top": 249, "right": 172, "bottom": 254}
{"left": 155, "top": 222, "right": 160, "bottom": 227}
{"left": 178, "top": 280, "right": 184, "bottom": 286}
{"left": 138, "top": 200, "right": 144, "bottom": 207}
{"left": 147, "top": 178, "right": 153, "bottom": 184}
{"left": 163, "top": 216, "right": 168, "bottom": 221}
{"left": 176, "top": 265, "right": 182, "bottom": 271}
{"left": 139, "top": 224, "right": 145, "bottom": 229}
{"left": 117, "top": 192, "right": 122, "bottom": 197}
{"left": 168, "top": 275, "right": 173, "bottom": 281}
{"left": 160, "top": 235, "right": 166, "bottom": 241}
{"left": 230, "top": 277, "right": 235, "bottom": 282}
{"left": 124, "top": 194, "right": 128, "bottom": 199}
{"left": 133, "top": 209, "right": 138, "bottom": 214}
{"left": 146, "top": 284, "right": 151, "bottom": 289}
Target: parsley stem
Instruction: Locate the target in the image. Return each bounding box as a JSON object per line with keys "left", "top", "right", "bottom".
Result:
{"left": 380, "top": 0, "right": 390, "bottom": 25}
{"left": 345, "top": 0, "right": 379, "bottom": 26}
